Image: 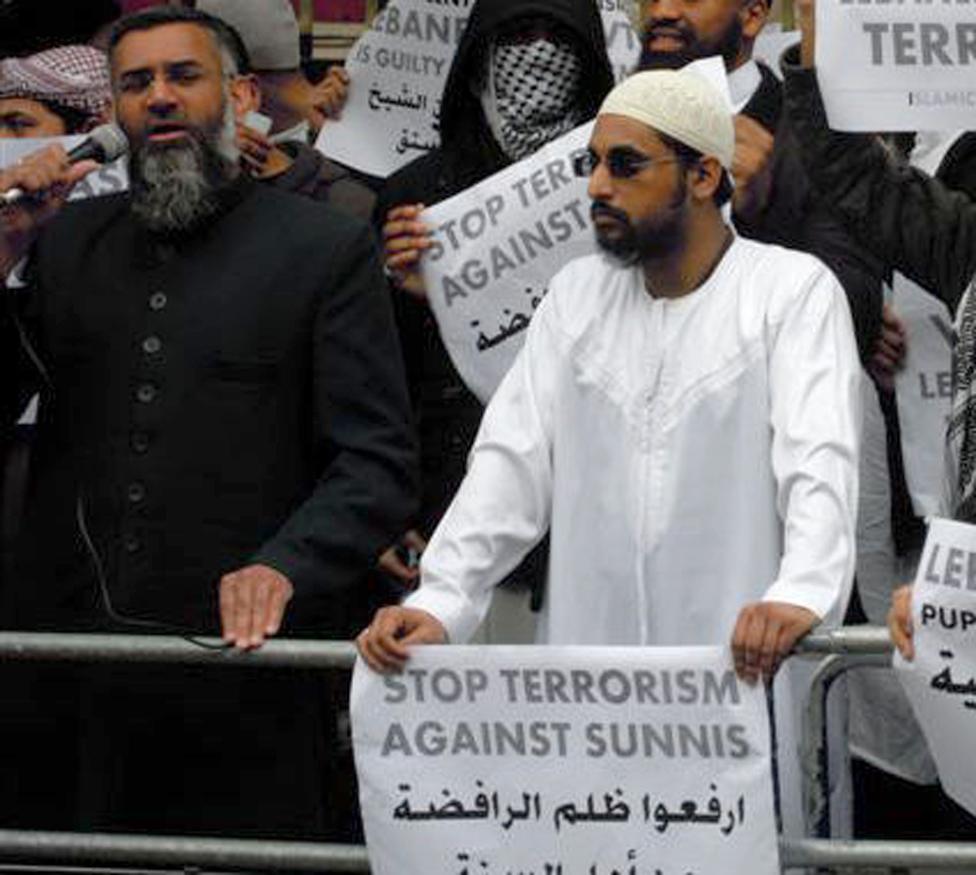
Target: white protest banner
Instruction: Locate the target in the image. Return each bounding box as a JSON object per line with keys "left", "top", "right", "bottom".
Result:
{"left": 815, "top": 0, "right": 976, "bottom": 131}
{"left": 318, "top": 1, "right": 642, "bottom": 179}
{"left": 896, "top": 518, "right": 976, "bottom": 816}
{"left": 353, "top": 646, "right": 779, "bottom": 875}
{"left": 419, "top": 57, "right": 731, "bottom": 402}
{"left": 420, "top": 121, "right": 592, "bottom": 403}
{"left": 316, "top": 0, "right": 466, "bottom": 178}
{"left": 0, "top": 136, "right": 128, "bottom": 201}
{"left": 893, "top": 276, "right": 953, "bottom": 518}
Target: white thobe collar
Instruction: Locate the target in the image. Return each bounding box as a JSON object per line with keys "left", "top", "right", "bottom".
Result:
{"left": 728, "top": 59, "right": 761, "bottom": 113}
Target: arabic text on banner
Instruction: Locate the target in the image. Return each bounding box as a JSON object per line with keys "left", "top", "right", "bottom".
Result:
{"left": 352, "top": 645, "right": 780, "bottom": 875}
{"left": 896, "top": 518, "right": 976, "bottom": 816}
{"left": 420, "top": 122, "right": 594, "bottom": 403}
{"left": 815, "top": 0, "right": 976, "bottom": 131}
{"left": 316, "top": 0, "right": 641, "bottom": 179}
{"left": 0, "top": 136, "right": 128, "bottom": 201}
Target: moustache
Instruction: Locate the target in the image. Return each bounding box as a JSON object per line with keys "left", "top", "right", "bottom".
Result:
{"left": 590, "top": 202, "right": 631, "bottom": 225}
{"left": 643, "top": 24, "right": 691, "bottom": 44}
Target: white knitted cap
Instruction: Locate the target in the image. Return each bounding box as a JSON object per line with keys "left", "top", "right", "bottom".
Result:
{"left": 598, "top": 69, "right": 735, "bottom": 171}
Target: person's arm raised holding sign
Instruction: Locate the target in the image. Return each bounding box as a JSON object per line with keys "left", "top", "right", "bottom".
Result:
{"left": 784, "top": 0, "right": 976, "bottom": 312}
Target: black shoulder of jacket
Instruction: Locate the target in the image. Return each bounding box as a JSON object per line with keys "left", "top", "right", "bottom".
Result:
{"left": 938, "top": 133, "right": 976, "bottom": 201}
{"left": 740, "top": 61, "right": 783, "bottom": 134}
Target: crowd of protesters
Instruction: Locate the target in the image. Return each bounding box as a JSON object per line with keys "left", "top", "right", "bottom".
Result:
{"left": 0, "top": 0, "right": 973, "bottom": 853}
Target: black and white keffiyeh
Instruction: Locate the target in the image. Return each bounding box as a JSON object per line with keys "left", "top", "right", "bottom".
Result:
{"left": 947, "top": 279, "right": 976, "bottom": 521}
{"left": 481, "top": 37, "right": 583, "bottom": 162}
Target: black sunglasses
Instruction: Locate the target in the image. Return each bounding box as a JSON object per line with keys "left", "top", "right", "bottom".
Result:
{"left": 573, "top": 148, "right": 681, "bottom": 180}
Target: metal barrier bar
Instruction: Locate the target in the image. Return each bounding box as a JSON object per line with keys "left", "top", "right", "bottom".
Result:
{"left": 800, "top": 652, "right": 891, "bottom": 839}
{"left": 4, "top": 832, "right": 976, "bottom": 873}
{"left": 4, "top": 628, "right": 976, "bottom": 874}
{"left": 0, "top": 832, "right": 369, "bottom": 873}
{"left": 781, "top": 838, "right": 976, "bottom": 869}
{"left": 0, "top": 627, "right": 892, "bottom": 668}
{"left": 0, "top": 632, "right": 357, "bottom": 669}
{"left": 796, "top": 626, "right": 893, "bottom": 657}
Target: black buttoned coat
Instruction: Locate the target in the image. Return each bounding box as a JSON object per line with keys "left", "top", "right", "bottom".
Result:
{"left": 3, "top": 179, "right": 417, "bottom": 635}
{"left": 0, "top": 179, "right": 418, "bottom": 835}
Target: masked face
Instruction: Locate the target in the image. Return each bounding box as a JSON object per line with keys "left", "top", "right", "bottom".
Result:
{"left": 480, "top": 28, "right": 584, "bottom": 162}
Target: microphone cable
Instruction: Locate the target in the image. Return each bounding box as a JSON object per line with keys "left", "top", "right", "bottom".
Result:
{"left": 75, "top": 493, "right": 231, "bottom": 652}
{"left": 8, "top": 286, "right": 230, "bottom": 651}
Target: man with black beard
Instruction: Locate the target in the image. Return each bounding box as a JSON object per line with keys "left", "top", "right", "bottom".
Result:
{"left": 635, "top": 0, "right": 885, "bottom": 364}
{"left": 0, "top": 6, "right": 416, "bottom": 837}
{"left": 358, "top": 69, "right": 861, "bottom": 837}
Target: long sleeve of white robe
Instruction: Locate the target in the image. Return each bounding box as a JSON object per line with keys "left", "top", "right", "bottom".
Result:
{"left": 407, "top": 239, "right": 860, "bottom": 648}
{"left": 406, "top": 297, "right": 560, "bottom": 643}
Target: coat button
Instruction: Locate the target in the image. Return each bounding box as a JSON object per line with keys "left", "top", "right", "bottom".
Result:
{"left": 123, "top": 536, "right": 141, "bottom": 554}
{"left": 136, "top": 383, "right": 157, "bottom": 404}
{"left": 142, "top": 336, "right": 162, "bottom": 355}
{"left": 127, "top": 482, "right": 146, "bottom": 504}
{"left": 131, "top": 432, "right": 151, "bottom": 454}
{"left": 149, "top": 292, "right": 168, "bottom": 311}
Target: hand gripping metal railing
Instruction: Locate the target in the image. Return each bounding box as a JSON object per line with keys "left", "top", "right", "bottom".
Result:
{"left": 0, "top": 629, "right": 975, "bottom": 873}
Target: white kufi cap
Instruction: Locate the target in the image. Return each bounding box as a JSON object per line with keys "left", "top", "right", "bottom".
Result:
{"left": 598, "top": 69, "right": 735, "bottom": 171}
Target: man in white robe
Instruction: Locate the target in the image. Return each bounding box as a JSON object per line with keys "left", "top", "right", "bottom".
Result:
{"left": 357, "top": 68, "right": 861, "bottom": 833}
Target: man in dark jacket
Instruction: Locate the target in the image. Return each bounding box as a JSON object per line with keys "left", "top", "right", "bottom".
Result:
{"left": 635, "top": 0, "right": 885, "bottom": 363}
{"left": 374, "top": 0, "right": 614, "bottom": 595}
{"left": 0, "top": 6, "right": 416, "bottom": 837}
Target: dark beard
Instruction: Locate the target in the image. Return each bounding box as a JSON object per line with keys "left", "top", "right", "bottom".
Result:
{"left": 591, "top": 175, "right": 688, "bottom": 265}
{"left": 638, "top": 17, "right": 743, "bottom": 71}
{"left": 129, "top": 123, "right": 237, "bottom": 236}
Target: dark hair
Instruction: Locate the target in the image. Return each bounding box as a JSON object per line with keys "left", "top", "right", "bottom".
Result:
{"left": 37, "top": 99, "right": 95, "bottom": 134}
{"left": 659, "top": 132, "right": 734, "bottom": 208}
{"left": 108, "top": 6, "right": 251, "bottom": 76}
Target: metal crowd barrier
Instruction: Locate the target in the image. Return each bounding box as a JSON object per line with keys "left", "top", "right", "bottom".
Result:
{"left": 0, "top": 629, "right": 975, "bottom": 873}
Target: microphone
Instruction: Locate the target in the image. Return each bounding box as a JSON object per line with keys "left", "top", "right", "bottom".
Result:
{"left": 1, "top": 124, "right": 129, "bottom": 206}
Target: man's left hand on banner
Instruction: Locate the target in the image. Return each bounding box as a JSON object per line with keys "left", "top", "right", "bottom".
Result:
{"left": 357, "top": 605, "right": 446, "bottom": 673}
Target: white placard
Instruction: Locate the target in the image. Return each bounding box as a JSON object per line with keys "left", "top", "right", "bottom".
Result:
{"left": 893, "top": 276, "right": 953, "bottom": 519}
{"left": 0, "top": 136, "right": 128, "bottom": 201}
{"left": 352, "top": 646, "right": 780, "bottom": 875}
{"left": 420, "top": 121, "right": 594, "bottom": 403}
{"left": 896, "top": 518, "right": 976, "bottom": 816}
{"left": 815, "top": 0, "right": 976, "bottom": 131}
{"left": 419, "top": 57, "right": 731, "bottom": 402}
{"left": 316, "top": 0, "right": 465, "bottom": 178}
{"left": 318, "top": 1, "right": 641, "bottom": 179}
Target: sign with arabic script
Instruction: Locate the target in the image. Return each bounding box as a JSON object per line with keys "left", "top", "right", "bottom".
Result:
{"left": 316, "top": 0, "right": 641, "bottom": 179}
{"left": 816, "top": 0, "right": 976, "bottom": 131}
{"left": 351, "top": 645, "right": 780, "bottom": 875}
{"left": 896, "top": 518, "right": 976, "bottom": 816}
{"left": 420, "top": 122, "right": 594, "bottom": 403}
